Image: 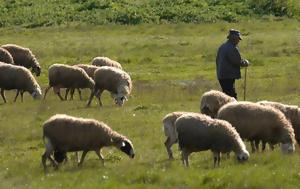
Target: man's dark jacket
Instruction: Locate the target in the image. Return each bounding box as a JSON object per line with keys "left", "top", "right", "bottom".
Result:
{"left": 216, "top": 40, "right": 245, "bottom": 79}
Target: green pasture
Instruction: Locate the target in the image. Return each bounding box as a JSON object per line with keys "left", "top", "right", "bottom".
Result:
{"left": 0, "top": 19, "right": 300, "bottom": 188}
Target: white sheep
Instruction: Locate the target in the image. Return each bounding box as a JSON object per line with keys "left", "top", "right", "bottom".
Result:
{"left": 162, "top": 111, "right": 191, "bottom": 159}
{"left": 175, "top": 113, "right": 249, "bottom": 167}
{"left": 217, "top": 101, "right": 296, "bottom": 154}
{"left": 86, "top": 66, "right": 132, "bottom": 107}
{"left": 0, "top": 62, "right": 42, "bottom": 103}
{"left": 43, "top": 64, "right": 95, "bottom": 101}
{"left": 42, "top": 114, "right": 135, "bottom": 171}
{"left": 92, "top": 57, "right": 122, "bottom": 70}
{"left": 64, "top": 64, "right": 100, "bottom": 100}
{"left": 1, "top": 44, "right": 41, "bottom": 76}
{"left": 256, "top": 100, "right": 300, "bottom": 151}
{"left": 200, "top": 90, "right": 236, "bottom": 118}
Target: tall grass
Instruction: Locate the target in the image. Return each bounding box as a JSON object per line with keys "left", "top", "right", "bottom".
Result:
{"left": 0, "top": 19, "right": 300, "bottom": 188}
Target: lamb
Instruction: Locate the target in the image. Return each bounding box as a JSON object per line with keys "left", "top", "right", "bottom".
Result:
{"left": 1, "top": 44, "right": 41, "bottom": 76}
{"left": 175, "top": 113, "right": 249, "bottom": 167}
{"left": 64, "top": 64, "right": 100, "bottom": 100}
{"left": 217, "top": 101, "right": 296, "bottom": 154}
{"left": 43, "top": 64, "right": 95, "bottom": 101}
{"left": 256, "top": 100, "right": 300, "bottom": 150}
{"left": 0, "top": 47, "right": 14, "bottom": 64}
{"left": 162, "top": 111, "right": 191, "bottom": 159}
{"left": 42, "top": 114, "right": 135, "bottom": 171}
{"left": 92, "top": 57, "right": 123, "bottom": 70}
{"left": 86, "top": 66, "right": 132, "bottom": 107}
{"left": 0, "top": 62, "right": 42, "bottom": 103}
{"left": 200, "top": 90, "right": 236, "bottom": 118}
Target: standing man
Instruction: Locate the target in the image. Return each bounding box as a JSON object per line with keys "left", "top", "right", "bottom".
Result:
{"left": 216, "top": 29, "right": 249, "bottom": 99}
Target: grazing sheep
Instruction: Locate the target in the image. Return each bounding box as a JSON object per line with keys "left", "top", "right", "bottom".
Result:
{"left": 217, "top": 101, "right": 296, "bottom": 154}
{"left": 256, "top": 100, "right": 300, "bottom": 150}
{"left": 42, "top": 114, "right": 135, "bottom": 171}
{"left": 200, "top": 90, "right": 236, "bottom": 118}
{"left": 0, "top": 62, "right": 42, "bottom": 103}
{"left": 43, "top": 64, "right": 95, "bottom": 101}
{"left": 64, "top": 64, "right": 99, "bottom": 100}
{"left": 175, "top": 113, "right": 249, "bottom": 167}
{"left": 92, "top": 57, "right": 122, "bottom": 70}
{"left": 0, "top": 47, "right": 14, "bottom": 64}
{"left": 86, "top": 66, "right": 132, "bottom": 107}
{"left": 162, "top": 111, "right": 192, "bottom": 159}
{"left": 1, "top": 44, "right": 41, "bottom": 76}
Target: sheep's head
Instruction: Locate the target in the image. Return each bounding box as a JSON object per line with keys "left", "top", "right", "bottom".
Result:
{"left": 32, "top": 64, "right": 41, "bottom": 77}
{"left": 115, "top": 139, "right": 135, "bottom": 158}
{"left": 281, "top": 143, "right": 295, "bottom": 154}
{"left": 115, "top": 96, "right": 127, "bottom": 106}
{"left": 200, "top": 105, "right": 215, "bottom": 118}
{"left": 31, "top": 86, "right": 42, "bottom": 99}
{"left": 54, "top": 150, "right": 67, "bottom": 163}
{"left": 236, "top": 149, "right": 249, "bottom": 162}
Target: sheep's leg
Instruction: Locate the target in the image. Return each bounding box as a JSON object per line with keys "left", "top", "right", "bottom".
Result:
{"left": 20, "top": 91, "right": 24, "bottom": 102}
{"left": 255, "top": 140, "right": 260, "bottom": 152}
{"left": 13, "top": 90, "right": 20, "bottom": 102}
{"left": 43, "top": 86, "right": 51, "bottom": 100}
{"left": 78, "top": 150, "right": 88, "bottom": 166}
{"left": 86, "top": 88, "right": 97, "bottom": 107}
{"left": 269, "top": 144, "right": 275, "bottom": 151}
{"left": 95, "top": 149, "right": 104, "bottom": 166}
{"left": 0, "top": 89, "right": 7, "bottom": 103}
{"left": 77, "top": 89, "right": 82, "bottom": 100}
{"left": 65, "top": 88, "right": 70, "bottom": 100}
{"left": 96, "top": 89, "right": 103, "bottom": 107}
{"left": 42, "top": 139, "right": 57, "bottom": 172}
{"left": 262, "top": 142, "right": 266, "bottom": 152}
{"left": 181, "top": 148, "right": 190, "bottom": 167}
{"left": 250, "top": 141, "right": 256, "bottom": 153}
{"left": 164, "top": 137, "right": 174, "bottom": 160}
{"left": 53, "top": 87, "right": 64, "bottom": 101}
{"left": 213, "top": 152, "right": 220, "bottom": 167}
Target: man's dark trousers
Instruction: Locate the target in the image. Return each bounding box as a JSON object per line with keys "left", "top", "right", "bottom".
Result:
{"left": 218, "top": 79, "right": 237, "bottom": 99}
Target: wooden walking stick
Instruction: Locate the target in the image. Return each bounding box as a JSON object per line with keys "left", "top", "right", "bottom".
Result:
{"left": 243, "top": 67, "right": 247, "bottom": 101}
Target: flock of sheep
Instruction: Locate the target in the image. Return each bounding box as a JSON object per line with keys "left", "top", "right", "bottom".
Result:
{"left": 163, "top": 90, "right": 298, "bottom": 167}
{"left": 1, "top": 44, "right": 298, "bottom": 172}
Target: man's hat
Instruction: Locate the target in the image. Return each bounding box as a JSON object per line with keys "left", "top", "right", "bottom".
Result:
{"left": 228, "top": 29, "right": 242, "bottom": 40}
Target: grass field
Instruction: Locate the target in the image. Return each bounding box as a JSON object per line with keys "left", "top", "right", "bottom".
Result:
{"left": 0, "top": 19, "right": 300, "bottom": 189}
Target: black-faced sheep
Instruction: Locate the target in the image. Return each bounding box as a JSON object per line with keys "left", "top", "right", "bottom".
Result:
{"left": 86, "top": 66, "right": 132, "bottom": 107}
{"left": 42, "top": 114, "right": 135, "bottom": 171}
{"left": 0, "top": 62, "right": 42, "bottom": 103}
{"left": 43, "top": 64, "right": 95, "bottom": 101}
{"left": 162, "top": 111, "right": 191, "bottom": 159}
{"left": 175, "top": 113, "right": 249, "bottom": 167}
{"left": 1, "top": 44, "right": 41, "bottom": 76}
{"left": 200, "top": 90, "right": 236, "bottom": 118}
{"left": 217, "top": 101, "right": 296, "bottom": 154}
{"left": 92, "top": 57, "right": 122, "bottom": 70}
{"left": 0, "top": 47, "right": 14, "bottom": 64}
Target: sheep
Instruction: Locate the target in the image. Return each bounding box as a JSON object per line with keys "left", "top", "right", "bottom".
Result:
{"left": 175, "top": 113, "right": 249, "bottom": 167}
{"left": 217, "top": 101, "right": 296, "bottom": 154}
{"left": 1, "top": 44, "right": 41, "bottom": 76}
{"left": 64, "top": 64, "right": 99, "bottom": 100}
{"left": 43, "top": 64, "right": 95, "bottom": 101}
{"left": 256, "top": 100, "right": 300, "bottom": 151}
{"left": 0, "top": 62, "right": 42, "bottom": 103}
{"left": 162, "top": 111, "right": 192, "bottom": 159}
{"left": 41, "top": 114, "right": 135, "bottom": 171}
{"left": 0, "top": 47, "right": 14, "bottom": 64}
{"left": 200, "top": 90, "right": 236, "bottom": 118}
{"left": 92, "top": 57, "right": 122, "bottom": 70}
{"left": 86, "top": 66, "right": 132, "bottom": 107}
